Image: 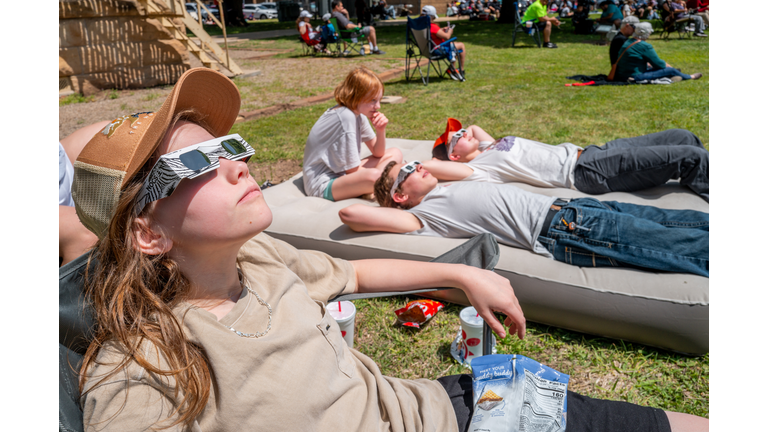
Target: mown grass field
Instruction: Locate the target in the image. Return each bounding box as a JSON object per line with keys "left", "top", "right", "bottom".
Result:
{"left": 227, "top": 16, "right": 710, "bottom": 418}
{"left": 80, "top": 15, "right": 707, "bottom": 417}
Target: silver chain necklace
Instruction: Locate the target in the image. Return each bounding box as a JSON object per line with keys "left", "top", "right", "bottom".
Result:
{"left": 223, "top": 271, "right": 273, "bottom": 338}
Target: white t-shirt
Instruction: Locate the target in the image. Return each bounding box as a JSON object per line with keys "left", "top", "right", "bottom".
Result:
{"left": 302, "top": 106, "right": 376, "bottom": 197}
{"left": 59, "top": 142, "right": 75, "bottom": 207}
{"left": 406, "top": 182, "right": 556, "bottom": 258}
{"left": 463, "top": 136, "right": 581, "bottom": 189}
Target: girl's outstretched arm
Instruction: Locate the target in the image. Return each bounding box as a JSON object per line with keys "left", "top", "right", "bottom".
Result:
{"left": 350, "top": 259, "right": 527, "bottom": 340}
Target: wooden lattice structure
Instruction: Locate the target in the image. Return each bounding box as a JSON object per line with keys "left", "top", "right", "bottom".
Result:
{"left": 59, "top": 0, "right": 241, "bottom": 96}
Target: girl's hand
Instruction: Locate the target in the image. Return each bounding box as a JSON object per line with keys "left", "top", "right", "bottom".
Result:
{"left": 459, "top": 267, "right": 526, "bottom": 340}
{"left": 371, "top": 111, "right": 388, "bottom": 131}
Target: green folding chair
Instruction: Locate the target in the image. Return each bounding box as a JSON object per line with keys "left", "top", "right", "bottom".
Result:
{"left": 330, "top": 17, "right": 367, "bottom": 56}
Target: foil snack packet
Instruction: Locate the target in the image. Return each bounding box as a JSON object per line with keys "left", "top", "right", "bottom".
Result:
{"left": 394, "top": 299, "right": 444, "bottom": 328}
{"left": 470, "top": 354, "right": 569, "bottom": 432}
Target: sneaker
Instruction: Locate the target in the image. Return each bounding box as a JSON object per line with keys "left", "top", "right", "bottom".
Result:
{"left": 446, "top": 67, "right": 460, "bottom": 81}
{"left": 342, "top": 50, "right": 350, "bottom": 56}
{"left": 372, "top": 49, "right": 386, "bottom": 55}
{"left": 694, "top": 32, "right": 708, "bottom": 37}
{"left": 543, "top": 42, "right": 558, "bottom": 48}
{"left": 670, "top": 76, "right": 683, "bottom": 83}
{"left": 690, "top": 73, "right": 702, "bottom": 80}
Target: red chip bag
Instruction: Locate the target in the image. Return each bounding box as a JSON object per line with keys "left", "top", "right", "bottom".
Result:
{"left": 394, "top": 299, "right": 444, "bottom": 328}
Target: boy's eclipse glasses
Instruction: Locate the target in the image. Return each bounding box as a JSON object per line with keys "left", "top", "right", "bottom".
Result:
{"left": 136, "top": 133, "right": 255, "bottom": 213}
{"left": 448, "top": 128, "right": 467, "bottom": 155}
{"left": 390, "top": 160, "right": 421, "bottom": 198}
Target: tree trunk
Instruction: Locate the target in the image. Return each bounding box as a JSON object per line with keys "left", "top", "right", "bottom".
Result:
{"left": 497, "top": 1, "right": 516, "bottom": 23}
{"left": 222, "top": 0, "right": 249, "bottom": 27}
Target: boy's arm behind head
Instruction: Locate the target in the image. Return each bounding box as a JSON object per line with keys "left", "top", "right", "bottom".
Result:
{"left": 467, "top": 124, "right": 495, "bottom": 143}
{"left": 421, "top": 159, "right": 474, "bottom": 181}
{"left": 338, "top": 204, "right": 422, "bottom": 233}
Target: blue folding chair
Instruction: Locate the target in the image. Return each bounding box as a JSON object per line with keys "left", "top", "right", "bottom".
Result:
{"left": 511, "top": 1, "right": 542, "bottom": 48}
{"left": 405, "top": 15, "right": 465, "bottom": 85}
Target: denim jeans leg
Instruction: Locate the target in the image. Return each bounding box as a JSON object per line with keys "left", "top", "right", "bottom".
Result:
{"left": 632, "top": 67, "right": 691, "bottom": 81}
{"left": 573, "top": 135, "right": 709, "bottom": 199}
{"left": 692, "top": 15, "right": 703, "bottom": 33}
{"left": 542, "top": 198, "right": 709, "bottom": 276}
{"left": 600, "top": 129, "right": 704, "bottom": 151}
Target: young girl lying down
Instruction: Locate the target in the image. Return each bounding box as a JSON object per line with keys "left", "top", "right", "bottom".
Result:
{"left": 73, "top": 68, "right": 707, "bottom": 432}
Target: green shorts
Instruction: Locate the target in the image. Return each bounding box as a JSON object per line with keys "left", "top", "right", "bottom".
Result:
{"left": 323, "top": 178, "right": 336, "bottom": 201}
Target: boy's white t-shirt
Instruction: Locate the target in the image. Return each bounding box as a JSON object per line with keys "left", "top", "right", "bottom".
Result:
{"left": 302, "top": 106, "right": 376, "bottom": 197}
{"left": 464, "top": 136, "right": 581, "bottom": 189}
{"left": 406, "top": 182, "right": 557, "bottom": 258}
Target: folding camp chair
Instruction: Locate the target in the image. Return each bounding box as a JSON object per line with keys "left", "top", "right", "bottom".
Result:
{"left": 658, "top": 0, "right": 694, "bottom": 39}
{"left": 59, "top": 234, "right": 500, "bottom": 432}
{"left": 298, "top": 33, "right": 317, "bottom": 56}
{"left": 405, "top": 15, "right": 465, "bottom": 85}
{"left": 330, "top": 17, "right": 367, "bottom": 56}
{"left": 511, "top": 1, "right": 542, "bottom": 48}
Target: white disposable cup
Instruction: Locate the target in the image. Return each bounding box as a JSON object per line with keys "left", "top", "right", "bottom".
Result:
{"left": 328, "top": 301, "right": 356, "bottom": 348}
{"left": 459, "top": 306, "right": 494, "bottom": 364}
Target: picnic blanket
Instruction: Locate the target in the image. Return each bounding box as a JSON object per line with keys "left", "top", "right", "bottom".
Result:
{"left": 566, "top": 74, "right": 674, "bottom": 86}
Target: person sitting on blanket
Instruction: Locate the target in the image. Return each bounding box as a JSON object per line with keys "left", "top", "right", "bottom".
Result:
{"left": 426, "top": 118, "right": 708, "bottom": 201}
{"left": 520, "top": 0, "right": 562, "bottom": 48}
{"left": 610, "top": 16, "right": 675, "bottom": 72}
{"left": 339, "top": 160, "right": 709, "bottom": 277}
{"left": 614, "top": 22, "right": 702, "bottom": 82}
{"left": 74, "top": 67, "right": 708, "bottom": 432}
{"left": 609, "top": 15, "right": 639, "bottom": 65}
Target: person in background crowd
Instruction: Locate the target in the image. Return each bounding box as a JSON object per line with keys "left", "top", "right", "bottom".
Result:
{"left": 613, "top": 22, "right": 703, "bottom": 82}
{"left": 572, "top": 2, "right": 596, "bottom": 34}
{"left": 521, "top": 0, "right": 562, "bottom": 48}
{"left": 331, "top": 0, "right": 386, "bottom": 54}
{"left": 598, "top": 0, "right": 624, "bottom": 28}
{"left": 668, "top": 0, "right": 707, "bottom": 36}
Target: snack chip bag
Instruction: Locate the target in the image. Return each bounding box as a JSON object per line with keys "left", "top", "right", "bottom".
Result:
{"left": 394, "top": 299, "right": 444, "bottom": 328}
{"left": 470, "top": 354, "right": 569, "bottom": 432}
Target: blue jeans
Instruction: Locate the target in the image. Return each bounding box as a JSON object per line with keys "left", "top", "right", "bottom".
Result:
{"left": 537, "top": 198, "right": 709, "bottom": 277}
{"left": 632, "top": 67, "right": 691, "bottom": 81}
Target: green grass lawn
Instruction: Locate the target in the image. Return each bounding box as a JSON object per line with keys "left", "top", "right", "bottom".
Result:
{"left": 231, "top": 18, "right": 709, "bottom": 417}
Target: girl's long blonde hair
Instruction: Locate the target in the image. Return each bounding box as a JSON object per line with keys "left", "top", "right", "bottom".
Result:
{"left": 79, "top": 111, "right": 215, "bottom": 429}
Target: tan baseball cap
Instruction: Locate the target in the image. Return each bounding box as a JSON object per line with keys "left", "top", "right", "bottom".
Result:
{"left": 71, "top": 67, "right": 242, "bottom": 238}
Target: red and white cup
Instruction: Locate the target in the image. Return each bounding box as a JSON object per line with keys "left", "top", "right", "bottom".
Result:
{"left": 328, "top": 301, "right": 356, "bottom": 348}
{"left": 458, "top": 306, "right": 494, "bottom": 364}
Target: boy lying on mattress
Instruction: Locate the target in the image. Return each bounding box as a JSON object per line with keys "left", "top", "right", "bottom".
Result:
{"left": 339, "top": 160, "right": 709, "bottom": 277}
{"left": 425, "top": 118, "right": 709, "bottom": 202}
